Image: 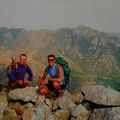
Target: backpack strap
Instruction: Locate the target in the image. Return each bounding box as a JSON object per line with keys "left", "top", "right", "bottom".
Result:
{"left": 15, "top": 62, "right": 18, "bottom": 72}
{"left": 24, "top": 64, "right": 29, "bottom": 73}
{"left": 55, "top": 63, "right": 59, "bottom": 73}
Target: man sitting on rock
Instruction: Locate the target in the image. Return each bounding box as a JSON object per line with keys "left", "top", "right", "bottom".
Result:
{"left": 35, "top": 54, "right": 65, "bottom": 97}
{"left": 8, "top": 54, "right": 33, "bottom": 89}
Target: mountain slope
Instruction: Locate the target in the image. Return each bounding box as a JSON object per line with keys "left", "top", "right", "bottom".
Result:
{"left": 0, "top": 25, "right": 120, "bottom": 91}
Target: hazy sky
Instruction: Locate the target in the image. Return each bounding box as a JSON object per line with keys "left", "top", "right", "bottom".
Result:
{"left": 0, "top": 0, "right": 120, "bottom": 33}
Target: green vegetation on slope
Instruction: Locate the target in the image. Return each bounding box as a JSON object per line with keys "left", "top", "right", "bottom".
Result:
{"left": 0, "top": 26, "right": 120, "bottom": 91}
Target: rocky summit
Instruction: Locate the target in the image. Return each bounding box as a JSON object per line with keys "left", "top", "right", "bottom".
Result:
{"left": 0, "top": 25, "right": 120, "bottom": 119}
{"left": 0, "top": 85, "right": 120, "bottom": 120}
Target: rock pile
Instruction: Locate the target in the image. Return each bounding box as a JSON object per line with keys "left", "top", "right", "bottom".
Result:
{"left": 0, "top": 84, "right": 120, "bottom": 120}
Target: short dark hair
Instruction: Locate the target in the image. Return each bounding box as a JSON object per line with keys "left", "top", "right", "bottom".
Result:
{"left": 20, "top": 54, "right": 27, "bottom": 58}
{"left": 47, "top": 54, "right": 56, "bottom": 60}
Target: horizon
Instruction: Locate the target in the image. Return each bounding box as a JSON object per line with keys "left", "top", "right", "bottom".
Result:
{"left": 0, "top": 0, "right": 120, "bottom": 33}
{"left": 0, "top": 25, "right": 119, "bottom": 35}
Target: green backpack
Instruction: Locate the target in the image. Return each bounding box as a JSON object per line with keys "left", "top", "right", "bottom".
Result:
{"left": 46, "top": 57, "right": 71, "bottom": 89}
{"left": 56, "top": 57, "right": 71, "bottom": 85}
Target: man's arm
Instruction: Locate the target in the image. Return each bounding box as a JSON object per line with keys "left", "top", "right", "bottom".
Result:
{"left": 26, "top": 65, "right": 33, "bottom": 81}
{"left": 9, "top": 65, "right": 15, "bottom": 81}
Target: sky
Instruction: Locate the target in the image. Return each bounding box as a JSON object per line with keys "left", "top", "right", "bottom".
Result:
{"left": 0, "top": 0, "right": 120, "bottom": 33}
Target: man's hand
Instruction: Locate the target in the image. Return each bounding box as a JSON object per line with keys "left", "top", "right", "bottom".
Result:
{"left": 35, "top": 86, "right": 39, "bottom": 90}
{"left": 35, "top": 85, "right": 40, "bottom": 93}
{"left": 17, "top": 80, "right": 23, "bottom": 86}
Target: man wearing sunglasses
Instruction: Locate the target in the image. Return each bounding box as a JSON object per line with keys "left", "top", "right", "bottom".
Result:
{"left": 36, "top": 54, "right": 64, "bottom": 96}
{"left": 8, "top": 54, "right": 33, "bottom": 89}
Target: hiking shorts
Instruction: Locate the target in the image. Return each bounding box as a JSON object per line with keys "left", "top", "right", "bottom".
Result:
{"left": 45, "top": 80, "right": 67, "bottom": 90}
{"left": 45, "top": 81, "right": 55, "bottom": 90}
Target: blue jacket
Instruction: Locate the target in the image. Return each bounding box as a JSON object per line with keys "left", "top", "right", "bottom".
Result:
{"left": 9, "top": 63, "right": 33, "bottom": 81}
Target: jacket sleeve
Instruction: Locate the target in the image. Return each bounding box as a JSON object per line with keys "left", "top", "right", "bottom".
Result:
{"left": 26, "top": 65, "right": 33, "bottom": 81}
{"left": 9, "top": 65, "right": 15, "bottom": 81}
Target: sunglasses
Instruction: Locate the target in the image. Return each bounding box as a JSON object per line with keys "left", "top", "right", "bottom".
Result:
{"left": 48, "top": 59, "right": 54, "bottom": 62}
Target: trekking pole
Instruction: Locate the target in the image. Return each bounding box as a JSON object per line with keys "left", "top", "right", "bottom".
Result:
{"left": 35, "top": 83, "right": 45, "bottom": 104}
{"left": 11, "top": 57, "right": 15, "bottom": 65}
{"left": 11, "top": 57, "right": 16, "bottom": 70}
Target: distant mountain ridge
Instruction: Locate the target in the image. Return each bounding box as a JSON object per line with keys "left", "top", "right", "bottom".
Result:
{"left": 0, "top": 25, "right": 120, "bottom": 91}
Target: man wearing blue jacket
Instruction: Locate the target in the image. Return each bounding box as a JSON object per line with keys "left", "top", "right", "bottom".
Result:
{"left": 8, "top": 54, "right": 33, "bottom": 89}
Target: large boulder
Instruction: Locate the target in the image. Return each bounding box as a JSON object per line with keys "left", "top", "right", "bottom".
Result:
{"left": 89, "top": 107, "right": 120, "bottom": 120}
{"left": 81, "top": 84, "right": 120, "bottom": 106}
{"left": 8, "top": 87, "right": 38, "bottom": 102}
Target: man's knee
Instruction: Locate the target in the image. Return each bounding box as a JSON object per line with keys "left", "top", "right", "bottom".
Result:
{"left": 10, "top": 82, "right": 17, "bottom": 89}
{"left": 40, "top": 88, "right": 47, "bottom": 95}
{"left": 53, "top": 82, "right": 61, "bottom": 89}
{"left": 23, "top": 80, "right": 31, "bottom": 87}
{"left": 40, "top": 87, "right": 51, "bottom": 95}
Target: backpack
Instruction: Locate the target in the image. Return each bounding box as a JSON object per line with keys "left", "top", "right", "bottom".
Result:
{"left": 7, "top": 63, "right": 18, "bottom": 80}
{"left": 47, "top": 57, "right": 71, "bottom": 89}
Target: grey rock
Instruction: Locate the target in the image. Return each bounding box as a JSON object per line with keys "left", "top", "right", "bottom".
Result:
{"left": 35, "top": 95, "right": 45, "bottom": 105}
{"left": 54, "top": 109, "right": 70, "bottom": 120}
{"left": 89, "top": 107, "right": 120, "bottom": 120}
{"left": 35, "top": 102, "right": 51, "bottom": 120}
{"left": 71, "top": 104, "right": 89, "bottom": 120}
{"left": 81, "top": 85, "right": 120, "bottom": 105}
{"left": 24, "top": 103, "right": 34, "bottom": 109}
{"left": 63, "top": 91, "right": 83, "bottom": 104}
{"left": 47, "top": 113, "right": 55, "bottom": 120}
{"left": 0, "top": 95, "right": 8, "bottom": 115}
{"left": 8, "top": 87, "right": 38, "bottom": 102}
{"left": 57, "top": 94, "right": 77, "bottom": 112}
{"left": 70, "top": 117, "right": 76, "bottom": 120}
{"left": 3, "top": 108, "right": 19, "bottom": 120}
{"left": 22, "top": 108, "right": 37, "bottom": 120}
{"left": 0, "top": 115, "right": 3, "bottom": 120}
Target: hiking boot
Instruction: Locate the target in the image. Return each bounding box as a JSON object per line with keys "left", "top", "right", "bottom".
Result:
{"left": 55, "top": 89, "right": 64, "bottom": 98}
